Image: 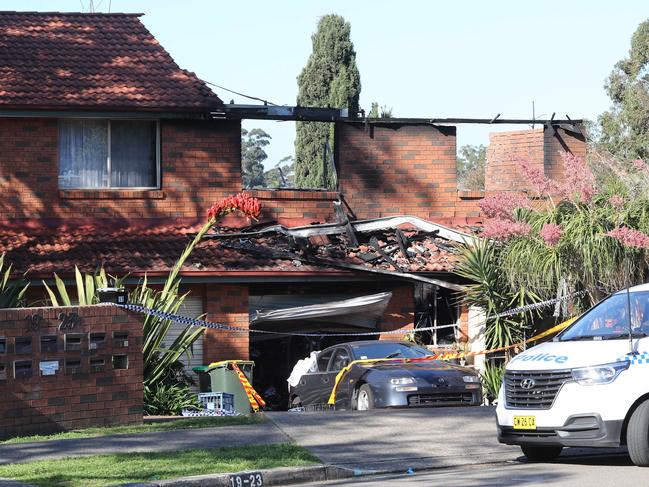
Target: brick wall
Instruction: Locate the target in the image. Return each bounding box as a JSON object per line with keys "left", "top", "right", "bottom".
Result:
{"left": 0, "top": 304, "right": 143, "bottom": 439}
{"left": 244, "top": 189, "right": 337, "bottom": 224}
{"left": 0, "top": 118, "right": 243, "bottom": 220}
{"left": 544, "top": 127, "right": 587, "bottom": 182}
{"left": 203, "top": 284, "right": 249, "bottom": 363}
{"left": 336, "top": 123, "right": 458, "bottom": 220}
{"left": 485, "top": 126, "right": 586, "bottom": 194}
{"left": 485, "top": 128, "right": 545, "bottom": 193}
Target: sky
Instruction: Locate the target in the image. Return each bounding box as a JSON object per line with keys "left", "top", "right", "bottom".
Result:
{"left": 5, "top": 0, "right": 648, "bottom": 168}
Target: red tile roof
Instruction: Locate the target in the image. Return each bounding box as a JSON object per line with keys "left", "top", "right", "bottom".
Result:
{"left": 0, "top": 219, "right": 459, "bottom": 280}
{"left": 0, "top": 11, "right": 222, "bottom": 111}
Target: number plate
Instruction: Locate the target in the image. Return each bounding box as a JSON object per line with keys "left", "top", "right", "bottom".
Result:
{"left": 513, "top": 416, "right": 536, "bottom": 430}
{"left": 229, "top": 472, "right": 264, "bottom": 487}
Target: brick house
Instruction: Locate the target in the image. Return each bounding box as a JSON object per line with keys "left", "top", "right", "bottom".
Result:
{"left": 0, "top": 11, "right": 586, "bottom": 401}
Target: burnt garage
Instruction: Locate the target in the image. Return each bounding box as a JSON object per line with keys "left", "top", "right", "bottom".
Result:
{"left": 206, "top": 217, "right": 472, "bottom": 409}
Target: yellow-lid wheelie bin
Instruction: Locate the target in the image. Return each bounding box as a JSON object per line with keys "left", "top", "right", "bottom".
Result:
{"left": 193, "top": 360, "right": 255, "bottom": 414}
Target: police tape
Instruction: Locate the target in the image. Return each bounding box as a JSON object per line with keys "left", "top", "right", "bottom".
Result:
{"left": 231, "top": 362, "right": 266, "bottom": 412}
{"left": 116, "top": 291, "right": 580, "bottom": 338}
{"left": 326, "top": 315, "right": 578, "bottom": 405}
{"left": 116, "top": 302, "right": 463, "bottom": 337}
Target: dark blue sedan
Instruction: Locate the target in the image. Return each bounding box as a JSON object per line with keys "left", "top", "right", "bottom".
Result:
{"left": 288, "top": 341, "right": 482, "bottom": 410}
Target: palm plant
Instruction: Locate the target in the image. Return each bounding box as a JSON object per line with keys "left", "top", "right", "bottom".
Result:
{"left": 0, "top": 253, "right": 28, "bottom": 308}
{"left": 454, "top": 239, "right": 543, "bottom": 351}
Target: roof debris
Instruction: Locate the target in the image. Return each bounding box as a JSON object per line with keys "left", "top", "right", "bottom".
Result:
{"left": 212, "top": 215, "right": 467, "bottom": 290}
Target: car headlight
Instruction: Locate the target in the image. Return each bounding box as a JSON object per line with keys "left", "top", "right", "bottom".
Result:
{"left": 571, "top": 361, "right": 630, "bottom": 385}
{"left": 463, "top": 375, "right": 480, "bottom": 383}
{"left": 390, "top": 377, "right": 415, "bottom": 385}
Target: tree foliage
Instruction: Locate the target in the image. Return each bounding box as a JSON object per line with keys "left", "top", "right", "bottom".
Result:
{"left": 264, "top": 156, "right": 295, "bottom": 188}
{"left": 457, "top": 144, "right": 487, "bottom": 191}
{"left": 295, "top": 14, "right": 361, "bottom": 189}
{"left": 241, "top": 128, "right": 271, "bottom": 189}
{"left": 597, "top": 18, "right": 649, "bottom": 160}
{"left": 368, "top": 102, "right": 393, "bottom": 118}
{"left": 456, "top": 152, "right": 649, "bottom": 350}
{"left": 475, "top": 153, "right": 649, "bottom": 308}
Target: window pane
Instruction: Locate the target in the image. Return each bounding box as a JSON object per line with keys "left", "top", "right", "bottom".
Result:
{"left": 110, "top": 121, "right": 157, "bottom": 188}
{"left": 59, "top": 120, "right": 108, "bottom": 188}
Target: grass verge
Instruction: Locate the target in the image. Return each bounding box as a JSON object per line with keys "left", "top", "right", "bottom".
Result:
{"left": 1, "top": 415, "right": 266, "bottom": 444}
{"left": 0, "top": 444, "right": 320, "bottom": 487}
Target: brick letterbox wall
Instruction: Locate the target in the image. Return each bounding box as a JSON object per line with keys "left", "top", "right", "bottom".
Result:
{"left": 0, "top": 304, "right": 143, "bottom": 439}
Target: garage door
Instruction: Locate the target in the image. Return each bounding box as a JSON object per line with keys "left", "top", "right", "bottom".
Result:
{"left": 161, "top": 296, "right": 204, "bottom": 391}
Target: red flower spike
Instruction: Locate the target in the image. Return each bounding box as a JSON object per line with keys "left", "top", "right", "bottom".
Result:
{"left": 206, "top": 192, "right": 261, "bottom": 223}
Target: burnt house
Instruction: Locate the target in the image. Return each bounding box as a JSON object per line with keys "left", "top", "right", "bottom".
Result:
{"left": 0, "top": 11, "right": 586, "bottom": 400}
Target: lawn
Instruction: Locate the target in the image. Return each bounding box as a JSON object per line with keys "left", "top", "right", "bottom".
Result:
{"left": 1, "top": 415, "right": 266, "bottom": 444}
{"left": 0, "top": 444, "right": 320, "bottom": 487}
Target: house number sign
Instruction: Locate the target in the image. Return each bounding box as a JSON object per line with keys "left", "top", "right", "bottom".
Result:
{"left": 23, "top": 313, "right": 83, "bottom": 332}
{"left": 58, "top": 312, "right": 81, "bottom": 330}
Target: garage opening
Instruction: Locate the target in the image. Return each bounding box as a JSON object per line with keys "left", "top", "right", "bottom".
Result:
{"left": 249, "top": 291, "right": 392, "bottom": 410}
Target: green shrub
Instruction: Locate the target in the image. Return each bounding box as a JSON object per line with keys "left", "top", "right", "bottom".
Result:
{"left": 481, "top": 362, "right": 505, "bottom": 405}
{"left": 144, "top": 384, "right": 201, "bottom": 416}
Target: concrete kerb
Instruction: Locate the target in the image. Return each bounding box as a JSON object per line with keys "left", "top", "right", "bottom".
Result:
{"left": 116, "top": 447, "right": 633, "bottom": 487}
{"left": 117, "top": 457, "right": 522, "bottom": 487}
{"left": 118, "top": 465, "right": 356, "bottom": 487}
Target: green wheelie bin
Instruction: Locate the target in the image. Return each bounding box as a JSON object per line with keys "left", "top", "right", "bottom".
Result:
{"left": 193, "top": 361, "right": 255, "bottom": 414}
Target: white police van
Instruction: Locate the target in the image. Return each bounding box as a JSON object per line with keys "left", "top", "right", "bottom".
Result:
{"left": 496, "top": 285, "right": 649, "bottom": 466}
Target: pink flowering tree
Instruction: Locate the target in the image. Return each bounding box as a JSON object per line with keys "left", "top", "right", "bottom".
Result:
{"left": 482, "top": 153, "right": 649, "bottom": 304}
{"left": 458, "top": 152, "right": 649, "bottom": 349}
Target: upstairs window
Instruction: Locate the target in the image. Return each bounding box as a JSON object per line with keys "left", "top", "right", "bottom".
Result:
{"left": 59, "top": 119, "right": 159, "bottom": 189}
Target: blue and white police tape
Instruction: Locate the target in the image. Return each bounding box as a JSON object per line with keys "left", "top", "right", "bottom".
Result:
{"left": 116, "top": 302, "right": 457, "bottom": 337}
{"left": 115, "top": 289, "right": 580, "bottom": 338}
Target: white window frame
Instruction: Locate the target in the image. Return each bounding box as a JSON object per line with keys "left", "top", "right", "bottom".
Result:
{"left": 58, "top": 118, "right": 161, "bottom": 190}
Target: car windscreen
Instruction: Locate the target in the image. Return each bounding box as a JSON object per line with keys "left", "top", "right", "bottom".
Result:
{"left": 559, "top": 291, "right": 649, "bottom": 341}
{"left": 350, "top": 342, "right": 432, "bottom": 360}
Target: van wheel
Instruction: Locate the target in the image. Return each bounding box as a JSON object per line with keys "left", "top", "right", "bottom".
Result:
{"left": 290, "top": 396, "right": 302, "bottom": 409}
{"left": 521, "top": 445, "right": 563, "bottom": 462}
{"left": 628, "top": 400, "right": 649, "bottom": 466}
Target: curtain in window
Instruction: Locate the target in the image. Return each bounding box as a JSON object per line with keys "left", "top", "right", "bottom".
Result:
{"left": 58, "top": 120, "right": 108, "bottom": 189}
{"left": 110, "top": 121, "right": 157, "bottom": 188}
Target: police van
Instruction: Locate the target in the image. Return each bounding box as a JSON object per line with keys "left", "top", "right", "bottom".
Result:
{"left": 496, "top": 284, "right": 649, "bottom": 466}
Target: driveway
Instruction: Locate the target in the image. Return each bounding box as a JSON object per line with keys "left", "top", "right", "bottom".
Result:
{"left": 267, "top": 406, "right": 515, "bottom": 472}
{"left": 267, "top": 406, "right": 626, "bottom": 473}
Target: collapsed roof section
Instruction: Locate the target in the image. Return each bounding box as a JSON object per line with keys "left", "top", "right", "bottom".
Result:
{"left": 0, "top": 213, "right": 474, "bottom": 290}
{"left": 209, "top": 213, "right": 474, "bottom": 291}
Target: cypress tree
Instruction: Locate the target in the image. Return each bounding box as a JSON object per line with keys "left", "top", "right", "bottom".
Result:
{"left": 295, "top": 15, "right": 361, "bottom": 189}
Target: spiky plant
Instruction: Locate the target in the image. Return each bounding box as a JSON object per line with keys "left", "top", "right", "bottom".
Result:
{"left": 0, "top": 253, "right": 28, "bottom": 308}
{"left": 454, "top": 239, "right": 543, "bottom": 351}
{"left": 42, "top": 193, "right": 261, "bottom": 394}
{"left": 481, "top": 361, "right": 505, "bottom": 405}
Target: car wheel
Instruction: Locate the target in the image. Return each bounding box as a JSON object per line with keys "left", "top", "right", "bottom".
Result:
{"left": 356, "top": 384, "right": 374, "bottom": 411}
{"left": 290, "top": 396, "right": 302, "bottom": 409}
{"left": 628, "top": 399, "right": 649, "bottom": 466}
{"left": 520, "top": 445, "right": 563, "bottom": 462}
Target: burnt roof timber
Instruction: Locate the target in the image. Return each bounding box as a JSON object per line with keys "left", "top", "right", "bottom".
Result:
{"left": 212, "top": 104, "right": 583, "bottom": 125}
